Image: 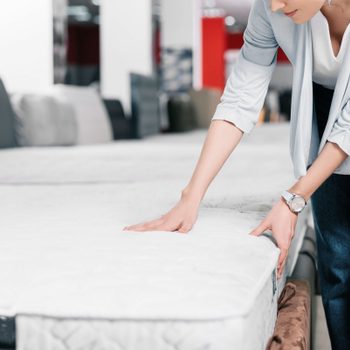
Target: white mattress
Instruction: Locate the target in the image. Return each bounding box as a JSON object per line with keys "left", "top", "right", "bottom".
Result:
{"left": 0, "top": 123, "right": 309, "bottom": 350}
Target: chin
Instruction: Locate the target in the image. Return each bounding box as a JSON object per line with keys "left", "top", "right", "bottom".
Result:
{"left": 292, "top": 18, "right": 306, "bottom": 24}
{"left": 292, "top": 15, "right": 309, "bottom": 25}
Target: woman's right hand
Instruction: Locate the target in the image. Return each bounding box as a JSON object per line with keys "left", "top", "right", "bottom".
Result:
{"left": 122, "top": 193, "right": 200, "bottom": 234}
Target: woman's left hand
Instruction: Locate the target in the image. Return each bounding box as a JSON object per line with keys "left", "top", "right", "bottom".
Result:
{"left": 249, "top": 197, "right": 298, "bottom": 279}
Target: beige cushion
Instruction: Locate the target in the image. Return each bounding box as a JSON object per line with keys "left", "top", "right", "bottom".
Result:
{"left": 0, "top": 78, "right": 17, "bottom": 148}
{"left": 11, "top": 92, "right": 77, "bottom": 147}
{"left": 189, "top": 88, "right": 221, "bottom": 128}
{"left": 53, "top": 85, "right": 113, "bottom": 145}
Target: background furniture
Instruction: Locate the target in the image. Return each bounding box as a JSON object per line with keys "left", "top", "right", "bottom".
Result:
{"left": 130, "top": 73, "right": 160, "bottom": 139}
{"left": 0, "top": 79, "right": 17, "bottom": 149}
{"left": 189, "top": 88, "right": 221, "bottom": 129}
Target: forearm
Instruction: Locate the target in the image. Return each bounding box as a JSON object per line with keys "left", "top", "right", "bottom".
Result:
{"left": 288, "top": 141, "right": 348, "bottom": 201}
{"left": 182, "top": 120, "right": 244, "bottom": 203}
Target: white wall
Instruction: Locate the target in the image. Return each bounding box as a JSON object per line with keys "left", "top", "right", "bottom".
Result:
{"left": 215, "top": 0, "right": 253, "bottom": 24}
{"left": 101, "top": 0, "right": 153, "bottom": 113}
{"left": 193, "top": 0, "right": 202, "bottom": 89}
{"left": 0, "top": 1, "right": 53, "bottom": 92}
{"left": 161, "top": 0, "right": 202, "bottom": 88}
{"left": 162, "top": 0, "right": 195, "bottom": 48}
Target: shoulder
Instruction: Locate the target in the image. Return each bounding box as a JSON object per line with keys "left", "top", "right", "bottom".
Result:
{"left": 247, "top": 0, "right": 287, "bottom": 35}
{"left": 249, "top": 0, "right": 271, "bottom": 21}
{"left": 248, "top": 0, "right": 299, "bottom": 56}
{"left": 249, "top": 0, "right": 292, "bottom": 27}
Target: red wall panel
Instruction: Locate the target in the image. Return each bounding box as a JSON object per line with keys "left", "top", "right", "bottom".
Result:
{"left": 202, "top": 17, "right": 227, "bottom": 91}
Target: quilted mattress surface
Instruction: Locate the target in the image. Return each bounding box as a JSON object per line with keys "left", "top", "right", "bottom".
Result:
{"left": 0, "top": 124, "right": 309, "bottom": 349}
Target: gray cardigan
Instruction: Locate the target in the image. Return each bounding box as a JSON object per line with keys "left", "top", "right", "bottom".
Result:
{"left": 212, "top": 0, "right": 350, "bottom": 179}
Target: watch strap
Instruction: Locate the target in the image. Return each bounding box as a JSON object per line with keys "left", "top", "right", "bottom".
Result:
{"left": 281, "top": 190, "right": 307, "bottom": 213}
{"left": 281, "top": 190, "right": 294, "bottom": 203}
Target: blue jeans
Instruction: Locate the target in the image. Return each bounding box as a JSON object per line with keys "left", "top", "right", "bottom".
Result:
{"left": 311, "top": 174, "right": 350, "bottom": 349}
{"left": 311, "top": 82, "right": 350, "bottom": 349}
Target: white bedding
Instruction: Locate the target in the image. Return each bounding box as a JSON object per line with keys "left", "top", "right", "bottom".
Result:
{"left": 0, "top": 123, "right": 309, "bottom": 349}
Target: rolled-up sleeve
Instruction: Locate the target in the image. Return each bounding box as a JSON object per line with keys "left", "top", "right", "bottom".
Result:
{"left": 211, "top": 0, "right": 279, "bottom": 133}
{"left": 327, "top": 98, "right": 350, "bottom": 155}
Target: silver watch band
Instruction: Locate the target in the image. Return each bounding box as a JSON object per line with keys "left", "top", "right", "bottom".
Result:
{"left": 281, "top": 190, "right": 307, "bottom": 213}
{"left": 281, "top": 190, "right": 294, "bottom": 203}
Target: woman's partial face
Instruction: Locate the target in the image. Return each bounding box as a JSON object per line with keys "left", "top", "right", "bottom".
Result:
{"left": 270, "top": 0, "right": 326, "bottom": 24}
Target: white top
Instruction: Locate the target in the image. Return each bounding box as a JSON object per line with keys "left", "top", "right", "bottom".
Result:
{"left": 212, "top": 0, "right": 350, "bottom": 178}
{"left": 311, "top": 10, "right": 350, "bottom": 89}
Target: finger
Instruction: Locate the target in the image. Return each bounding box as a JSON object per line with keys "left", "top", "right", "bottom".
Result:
{"left": 249, "top": 221, "right": 270, "bottom": 236}
{"left": 277, "top": 259, "right": 287, "bottom": 279}
{"left": 277, "top": 247, "right": 288, "bottom": 268}
{"left": 277, "top": 248, "right": 289, "bottom": 278}
{"left": 278, "top": 256, "right": 288, "bottom": 279}
{"left": 290, "top": 228, "right": 296, "bottom": 240}
{"left": 123, "top": 221, "right": 150, "bottom": 231}
{"left": 123, "top": 218, "right": 164, "bottom": 232}
{"left": 177, "top": 223, "right": 192, "bottom": 234}
{"left": 136, "top": 219, "right": 165, "bottom": 232}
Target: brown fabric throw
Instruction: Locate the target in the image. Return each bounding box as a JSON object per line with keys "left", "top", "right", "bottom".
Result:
{"left": 266, "top": 280, "right": 311, "bottom": 350}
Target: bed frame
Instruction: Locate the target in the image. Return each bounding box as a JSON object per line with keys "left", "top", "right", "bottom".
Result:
{"left": 289, "top": 224, "right": 318, "bottom": 349}
{"left": 0, "top": 316, "right": 15, "bottom": 350}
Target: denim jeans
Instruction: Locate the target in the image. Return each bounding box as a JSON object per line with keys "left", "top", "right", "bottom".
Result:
{"left": 311, "top": 82, "right": 350, "bottom": 349}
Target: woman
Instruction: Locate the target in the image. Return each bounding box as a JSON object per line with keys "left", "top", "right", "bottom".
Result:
{"left": 124, "top": 0, "right": 350, "bottom": 347}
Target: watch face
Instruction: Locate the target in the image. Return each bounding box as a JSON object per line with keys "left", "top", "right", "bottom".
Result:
{"left": 291, "top": 196, "right": 306, "bottom": 212}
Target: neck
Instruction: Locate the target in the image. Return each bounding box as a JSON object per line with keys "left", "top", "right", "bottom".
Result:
{"left": 323, "top": 0, "right": 350, "bottom": 19}
{"left": 328, "top": 0, "right": 350, "bottom": 11}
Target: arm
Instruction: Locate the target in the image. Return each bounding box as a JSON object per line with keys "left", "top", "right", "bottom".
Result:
{"left": 250, "top": 141, "right": 348, "bottom": 278}
{"left": 251, "top": 91, "right": 350, "bottom": 276}
{"left": 184, "top": 0, "right": 279, "bottom": 200}
{"left": 291, "top": 93, "right": 350, "bottom": 195}
{"left": 288, "top": 141, "right": 348, "bottom": 200}
{"left": 212, "top": 0, "right": 278, "bottom": 132}
{"left": 124, "top": 120, "right": 244, "bottom": 233}
{"left": 124, "top": 0, "right": 278, "bottom": 233}
{"left": 181, "top": 120, "right": 244, "bottom": 205}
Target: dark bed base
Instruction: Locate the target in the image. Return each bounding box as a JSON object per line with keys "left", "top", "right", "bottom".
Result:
{"left": 0, "top": 316, "right": 15, "bottom": 349}
{"left": 288, "top": 224, "right": 318, "bottom": 350}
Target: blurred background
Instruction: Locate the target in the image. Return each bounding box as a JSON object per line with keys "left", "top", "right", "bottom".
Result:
{"left": 0, "top": 3, "right": 332, "bottom": 349}
{"left": 0, "top": 0, "right": 293, "bottom": 147}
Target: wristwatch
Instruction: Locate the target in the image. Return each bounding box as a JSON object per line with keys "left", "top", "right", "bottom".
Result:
{"left": 281, "top": 190, "right": 307, "bottom": 214}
